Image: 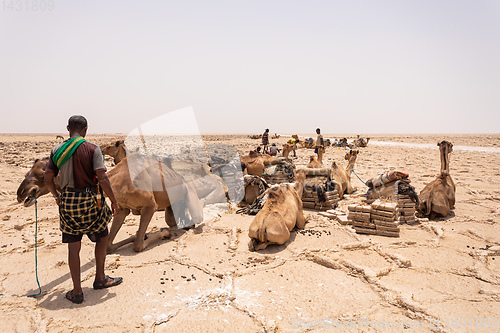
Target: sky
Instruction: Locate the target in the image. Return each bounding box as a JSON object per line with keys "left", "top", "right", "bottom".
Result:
{"left": 1, "top": 0, "right": 499, "bottom": 134}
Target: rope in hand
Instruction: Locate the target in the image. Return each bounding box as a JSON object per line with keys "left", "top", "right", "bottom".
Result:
{"left": 0, "top": 196, "right": 42, "bottom": 297}
{"left": 352, "top": 169, "right": 369, "bottom": 187}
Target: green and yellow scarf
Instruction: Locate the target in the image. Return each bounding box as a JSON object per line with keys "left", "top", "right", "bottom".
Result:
{"left": 52, "top": 136, "right": 86, "bottom": 168}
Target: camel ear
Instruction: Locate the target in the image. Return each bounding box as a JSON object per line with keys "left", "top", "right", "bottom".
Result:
{"left": 437, "top": 141, "right": 442, "bottom": 147}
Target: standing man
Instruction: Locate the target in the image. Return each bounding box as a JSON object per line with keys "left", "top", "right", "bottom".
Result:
{"left": 315, "top": 128, "right": 324, "bottom": 156}
{"left": 262, "top": 128, "right": 270, "bottom": 153}
{"left": 45, "top": 115, "right": 122, "bottom": 304}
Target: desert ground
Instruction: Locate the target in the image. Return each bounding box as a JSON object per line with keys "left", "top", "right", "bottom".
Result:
{"left": 0, "top": 133, "right": 499, "bottom": 333}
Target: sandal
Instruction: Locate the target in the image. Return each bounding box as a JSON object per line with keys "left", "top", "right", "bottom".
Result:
{"left": 93, "top": 275, "right": 123, "bottom": 290}
{"left": 66, "top": 290, "right": 84, "bottom": 304}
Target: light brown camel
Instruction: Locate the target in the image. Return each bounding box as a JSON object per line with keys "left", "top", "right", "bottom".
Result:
{"left": 16, "top": 154, "right": 204, "bottom": 253}
{"left": 417, "top": 140, "right": 456, "bottom": 218}
{"left": 104, "top": 154, "right": 204, "bottom": 252}
{"left": 282, "top": 143, "right": 297, "bottom": 159}
{"left": 55, "top": 135, "right": 65, "bottom": 141}
{"left": 248, "top": 169, "right": 307, "bottom": 251}
{"left": 101, "top": 140, "right": 228, "bottom": 206}
{"left": 239, "top": 150, "right": 280, "bottom": 176}
{"left": 306, "top": 146, "right": 325, "bottom": 168}
{"left": 330, "top": 149, "right": 359, "bottom": 198}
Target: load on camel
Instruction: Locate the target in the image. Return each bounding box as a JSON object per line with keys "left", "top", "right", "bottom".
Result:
{"left": 16, "top": 153, "right": 204, "bottom": 253}
{"left": 248, "top": 169, "right": 307, "bottom": 251}
{"left": 365, "top": 170, "right": 419, "bottom": 205}
{"left": 101, "top": 140, "right": 229, "bottom": 206}
{"left": 306, "top": 146, "right": 325, "bottom": 168}
{"left": 417, "top": 140, "right": 456, "bottom": 219}
{"left": 239, "top": 150, "right": 282, "bottom": 177}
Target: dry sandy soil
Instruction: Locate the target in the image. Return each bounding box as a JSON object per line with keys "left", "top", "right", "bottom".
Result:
{"left": 0, "top": 133, "right": 499, "bottom": 333}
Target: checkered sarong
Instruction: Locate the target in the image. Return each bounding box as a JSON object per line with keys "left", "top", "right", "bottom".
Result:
{"left": 59, "top": 189, "right": 112, "bottom": 235}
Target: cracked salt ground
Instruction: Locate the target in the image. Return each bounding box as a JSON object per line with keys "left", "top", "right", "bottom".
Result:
{"left": 2, "top": 134, "right": 500, "bottom": 332}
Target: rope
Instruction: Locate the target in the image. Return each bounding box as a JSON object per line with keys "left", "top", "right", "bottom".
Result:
{"left": 352, "top": 169, "right": 368, "bottom": 187}
{"left": 27, "top": 197, "right": 42, "bottom": 297}
{"left": 0, "top": 196, "right": 42, "bottom": 298}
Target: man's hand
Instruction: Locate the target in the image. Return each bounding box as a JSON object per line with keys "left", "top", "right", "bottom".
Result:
{"left": 110, "top": 202, "right": 120, "bottom": 217}
{"left": 54, "top": 194, "right": 60, "bottom": 206}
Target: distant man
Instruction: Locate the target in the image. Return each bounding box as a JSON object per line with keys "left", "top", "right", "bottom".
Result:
{"left": 45, "top": 115, "right": 122, "bottom": 304}
{"left": 262, "top": 129, "right": 270, "bottom": 153}
{"left": 315, "top": 128, "right": 324, "bottom": 155}
{"left": 269, "top": 143, "right": 279, "bottom": 156}
{"left": 287, "top": 138, "right": 298, "bottom": 157}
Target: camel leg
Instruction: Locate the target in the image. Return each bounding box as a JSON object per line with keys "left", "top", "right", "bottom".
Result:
{"left": 264, "top": 221, "right": 290, "bottom": 245}
{"left": 296, "top": 208, "right": 307, "bottom": 229}
{"left": 107, "top": 208, "right": 130, "bottom": 254}
{"left": 165, "top": 206, "right": 177, "bottom": 228}
{"left": 132, "top": 206, "right": 157, "bottom": 252}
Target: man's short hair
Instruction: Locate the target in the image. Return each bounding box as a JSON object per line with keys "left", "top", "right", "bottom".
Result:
{"left": 316, "top": 128, "right": 321, "bottom": 132}
{"left": 68, "top": 115, "right": 88, "bottom": 130}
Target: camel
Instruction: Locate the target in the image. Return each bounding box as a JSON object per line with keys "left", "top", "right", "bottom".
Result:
{"left": 306, "top": 146, "right": 325, "bottom": 168}
{"left": 16, "top": 154, "right": 204, "bottom": 253}
{"left": 282, "top": 143, "right": 297, "bottom": 159}
{"left": 17, "top": 157, "right": 61, "bottom": 207}
{"left": 56, "top": 135, "right": 65, "bottom": 141}
{"left": 271, "top": 133, "right": 280, "bottom": 139}
{"left": 417, "top": 140, "right": 456, "bottom": 218}
{"left": 248, "top": 169, "right": 307, "bottom": 251}
{"left": 354, "top": 137, "right": 370, "bottom": 148}
{"left": 239, "top": 150, "right": 281, "bottom": 176}
{"left": 104, "top": 154, "right": 204, "bottom": 252}
{"left": 249, "top": 134, "right": 262, "bottom": 139}
{"left": 101, "top": 140, "right": 228, "bottom": 206}
{"left": 330, "top": 149, "right": 359, "bottom": 198}
{"left": 307, "top": 156, "right": 321, "bottom": 168}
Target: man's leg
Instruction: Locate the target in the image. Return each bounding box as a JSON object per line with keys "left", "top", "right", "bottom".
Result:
{"left": 68, "top": 241, "right": 82, "bottom": 295}
{"left": 95, "top": 234, "right": 108, "bottom": 283}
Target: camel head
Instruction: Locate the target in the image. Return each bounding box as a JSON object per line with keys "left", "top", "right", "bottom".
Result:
{"left": 437, "top": 140, "right": 453, "bottom": 175}
{"left": 17, "top": 157, "right": 51, "bottom": 207}
{"left": 294, "top": 168, "right": 307, "bottom": 198}
{"left": 344, "top": 149, "right": 359, "bottom": 161}
{"left": 101, "top": 140, "right": 126, "bottom": 164}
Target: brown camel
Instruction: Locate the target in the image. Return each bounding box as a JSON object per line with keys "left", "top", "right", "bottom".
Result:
{"left": 417, "top": 140, "right": 456, "bottom": 218}
{"left": 248, "top": 169, "right": 307, "bottom": 251}
{"left": 306, "top": 146, "right": 325, "bottom": 168}
{"left": 17, "top": 157, "right": 61, "bottom": 207}
{"left": 354, "top": 136, "right": 370, "bottom": 148}
{"left": 242, "top": 175, "right": 269, "bottom": 205}
{"left": 101, "top": 140, "right": 228, "bottom": 206}
{"left": 282, "top": 143, "right": 297, "bottom": 159}
{"left": 239, "top": 150, "right": 280, "bottom": 176}
{"left": 104, "top": 154, "right": 204, "bottom": 252}
{"left": 16, "top": 154, "right": 204, "bottom": 253}
{"left": 330, "top": 149, "right": 359, "bottom": 198}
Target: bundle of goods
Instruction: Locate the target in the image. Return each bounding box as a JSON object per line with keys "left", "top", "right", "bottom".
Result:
{"left": 348, "top": 199, "right": 404, "bottom": 237}
{"left": 263, "top": 159, "right": 295, "bottom": 184}
{"left": 348, "top": 204, "right": 376, "bottom": 234}
{"left": 302, "top": 180, "right": 339, "bottom": 211}
{"left": 396, "top": 194, "right": 416, "bottom": 224}
{"left": 371, "top": 200, "right": 400, "bottom": 237}
{"left": 365, "top": 171, "right": 409, "bottom": 189}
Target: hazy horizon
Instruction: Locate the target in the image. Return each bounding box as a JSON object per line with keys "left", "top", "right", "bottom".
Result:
{"left": 2, "top": 1, "right": 499, "bottom": 135}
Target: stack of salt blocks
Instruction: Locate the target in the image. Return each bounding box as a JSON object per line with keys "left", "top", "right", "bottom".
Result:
{"left": 348, "top": 204, "right": 376, "bottom": 234}
{"left": 349, "top": 198, "right": 415, "bottom": 237}
{"left": 302, "top": 185, "right": 339, "bottom": 211}
{"left": 370, "top": 200, "right": 400, "bottom": 237}
{"left": 396, "top": 194, "right": 416, "bottom": 224}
